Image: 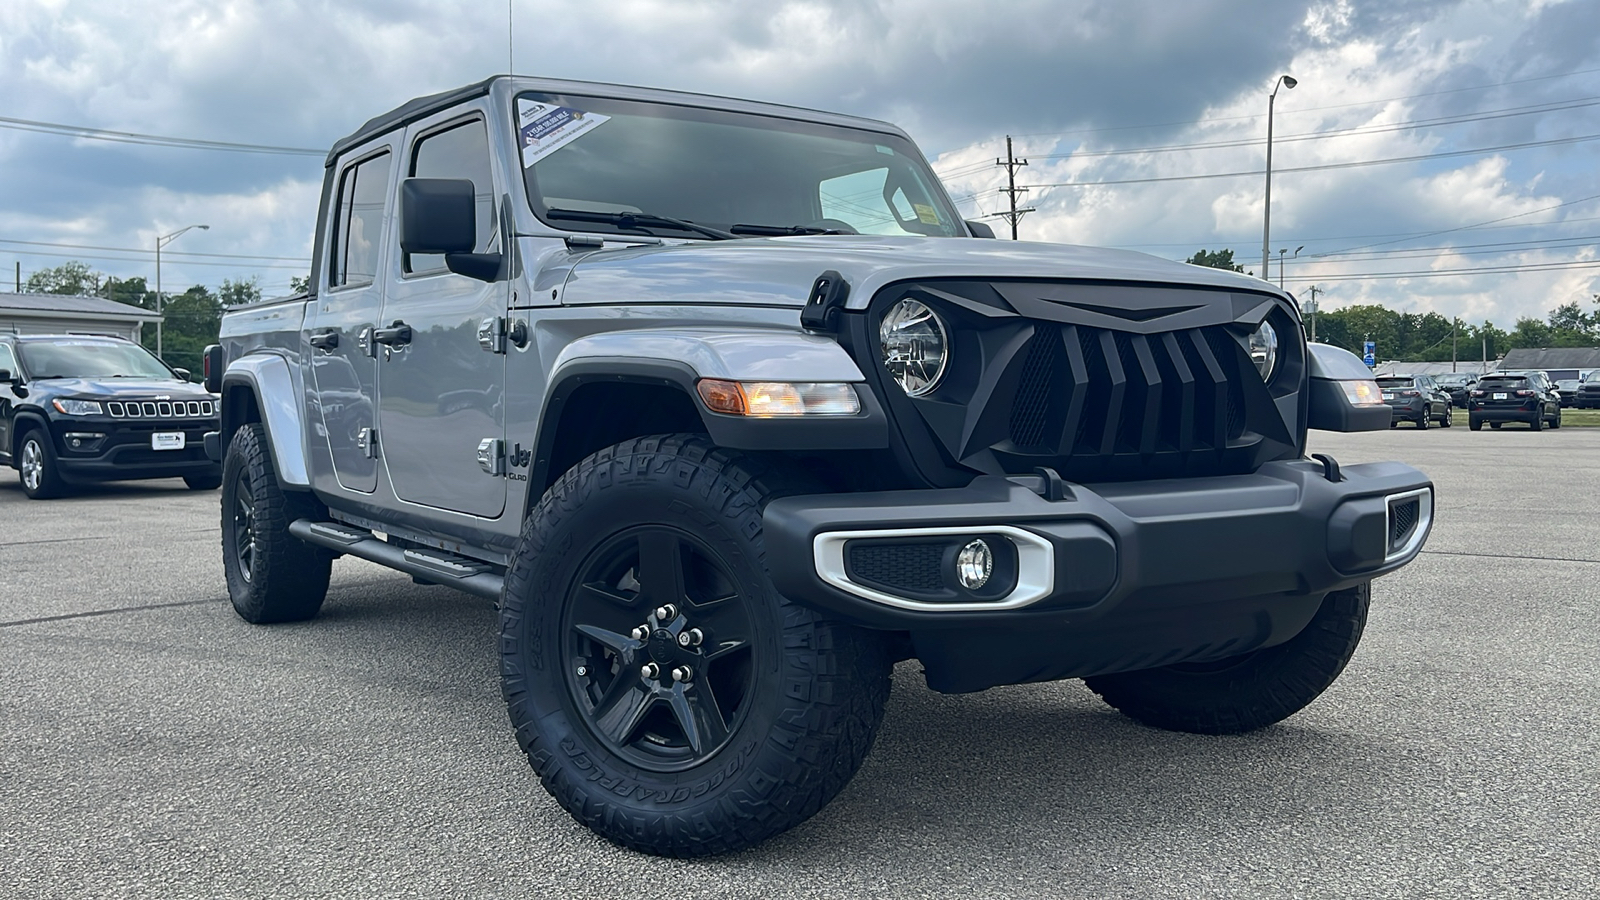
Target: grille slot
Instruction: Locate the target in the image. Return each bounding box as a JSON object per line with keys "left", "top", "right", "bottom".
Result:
{"left": 1004, "top": 322, "right": 1250, "bottom": 476}
{"left": 106, "top": 399, "right": 214, "bottom": 419}
{"left": 847, "top": 542, "right": 945, "bottom": 593}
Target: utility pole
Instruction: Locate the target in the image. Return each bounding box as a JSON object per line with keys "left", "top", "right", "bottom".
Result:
{"left": 1452, "top": 318, "right": 1458, "bottom": 373}
{"left": 1306, "top": 285, "right": 1322, "bottom": 342}
{"left": 14, "top": 261, "right": 19, "bottom": 292}
{"left": 994, "top": 136, "right": 1035, "bottom": 240}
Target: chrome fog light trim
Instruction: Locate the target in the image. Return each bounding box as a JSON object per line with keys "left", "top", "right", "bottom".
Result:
{"left": 1384, "top": 487, "right": 1433, "bottom": 564}
{"left": 814, "top": 525, "right": 1053, "bottom": 612}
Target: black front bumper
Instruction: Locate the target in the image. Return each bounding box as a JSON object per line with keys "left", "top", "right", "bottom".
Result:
{"left": 49, "top": 418, "right": 221, "bottom": 483}
{"left": 765, "top": 458, "right": 1432, "bottom": 692}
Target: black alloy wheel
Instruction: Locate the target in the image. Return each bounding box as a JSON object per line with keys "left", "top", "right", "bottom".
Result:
{"left": 500, "top": 434, "right": 892, "bottom": 857}
{"left": 220, "top": 423, "right": 331, "bottom": 623}
{"left": 563, "top": 525, "right": 755, "bottom": 771}
{"left": 1416, "top": 407, "right": 1429, "bottom": 429}
{"left": 231, "top": 468, "right": 257, "bottom": 583}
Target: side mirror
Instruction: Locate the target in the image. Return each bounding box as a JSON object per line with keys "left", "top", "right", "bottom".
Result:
{"left": 966, "top": 220, "right": 997, "bottom": 239}
{"left": 1306, "top": 344, "right": 1391, "bottom": 432}
{"left": 203, "top": 344, "right": 225, "bottom": 393}
{"left": 173, "top": 367, "right": 191, "bottom": 382}
{"left": 400, "top": 178, "right": 503, "bottom": 282}
{"left": 0, "top": 368, "right": 11, "bottom": 384}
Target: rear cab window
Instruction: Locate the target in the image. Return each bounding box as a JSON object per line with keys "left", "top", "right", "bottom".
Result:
{"left": 330, "top": 150, "right": 394, "bottom": 289}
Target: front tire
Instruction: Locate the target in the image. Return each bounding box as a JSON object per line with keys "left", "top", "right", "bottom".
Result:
{"left": 500, "top": 435, "right": 891, "bottom": 857}
{"left": 221, "top": 423, "right": 331, "bottom": 623}
{"left": 1440, "top": 405, "right": 1453, "bottom": 427}
{"left": 1529, "top": 412, "right": 1543, "bottom": 431}
{"left": 17, "top": 428, "right": 67, "bottom": 499}
{"left": 1084, "top": 582, "right": 1370, "bottom": 735}
{"left": 1416, "top": 409, "right": 1429, "bottom": 429}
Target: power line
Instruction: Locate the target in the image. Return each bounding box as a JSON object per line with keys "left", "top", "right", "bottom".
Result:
{"left": 1023, "top": 132, "right": 1600, "bottom": 189}
{"left": 0, "top": 237, "right": 307, "bottom": 263}
{"left": 0, "top": 115, "right": 324, "bottom": 156}
{"left": 1025, "top": 96, "right": 1600, "bottom": 161}
{"left": 8, "top": 247, "right": 309, "bottom": 271}
{"left": 1308, "top": 192, "right": 1600, "bottom": 257}
{"left": 1283, "top": 257, "right": 1600, "bottom": 282}
{"left": 992, "top": 136, "right": 1035, "bottom": 240}
{"left": 1006, "top": 65, "right": 1600, "bottom": 139}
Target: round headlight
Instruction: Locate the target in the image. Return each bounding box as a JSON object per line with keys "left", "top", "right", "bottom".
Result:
{"left": 1249, "top": 320, "right": 1279, "bottom": 381}
{"left": 880, "top": 298, "right": 948, "bottom": 396}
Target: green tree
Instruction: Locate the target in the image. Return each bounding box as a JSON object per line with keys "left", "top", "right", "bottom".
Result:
{"left": 219, "top": 276, "right": 262, "bottom": 307}
{"left": 99, "top": 275, "right": 154, "bottom": 311}
{"left": 289, "top": 274, "right": 310, "bottom": 294}
{"left": 155, "top": 285, "right": 223, "bottom": 377}
{"left": 25, "top": 261, "right": 102, "bottom": 296}
{"left": 1185, "top": 249, "right": 1245, "bottom": 272}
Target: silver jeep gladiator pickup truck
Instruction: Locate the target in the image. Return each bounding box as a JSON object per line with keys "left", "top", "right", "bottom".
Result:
{"left": 206, "top": 75, "right": 1430, "bottom": 857}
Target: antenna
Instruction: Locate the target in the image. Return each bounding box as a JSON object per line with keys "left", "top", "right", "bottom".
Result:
{"left": 507, "top": 0, "right": 514, "bottom": 76}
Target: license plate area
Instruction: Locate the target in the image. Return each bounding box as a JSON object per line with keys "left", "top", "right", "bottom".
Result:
{"left": 152, "top": 432, "right": 186, "bottom": 451}
{"left": 1493, "top": 392, "right": 1508, "bottom": 400}
{"left": 1382, "top": 392, "right": 1394, "bottom": 400}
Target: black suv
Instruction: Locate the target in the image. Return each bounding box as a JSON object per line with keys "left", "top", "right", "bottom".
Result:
{"left": 1468, "top": 372, "right": 1562, "bottom": 431}
{"left": 0, "top": 334, "right": 222, "bottom": 498}
{"left": 1577, "top": 373, "right": 1600, "bottom": 409}
{"left": 1376, "top": 374, "right": 1453, "bottom": 428}
{"left": 1434, "top": 373, "right": 1477, "bottom": 408}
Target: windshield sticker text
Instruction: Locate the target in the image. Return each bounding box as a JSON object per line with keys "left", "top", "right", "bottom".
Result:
{"left": 517, "top": 100, "right": 611, "bottom": 169}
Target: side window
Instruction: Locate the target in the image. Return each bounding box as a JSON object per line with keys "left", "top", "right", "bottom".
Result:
{"left": 0, "top": 344, "right": 15, "bottom": 376}
{"left": 331, "top": 151, "right": 393, "bottom": 289}
{"left": 405, "top": 118, "right": 496, "bottom": 275}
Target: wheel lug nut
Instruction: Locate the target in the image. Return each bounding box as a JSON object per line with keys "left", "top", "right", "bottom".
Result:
{"left": 640, "top": 662, "right": 661, "bottom": 680}
{"left": 676, "top": 628, "right": 703, "bottom": 648}
{"left": 670, "top": 665, "right": 693, "bottom": 683}
{"left": 630, "top": 626, "right": 649, "bottom": 640}
{"left": 654, "top": 604, "right": 678, "bottom": 621}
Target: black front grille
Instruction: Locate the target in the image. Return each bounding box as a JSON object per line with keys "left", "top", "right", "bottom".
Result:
{"left": 847, "top": 543, "right": 944, "bottom": 592}
{"left": 1002, "top": 322, "right": 1250, "bottom": 476}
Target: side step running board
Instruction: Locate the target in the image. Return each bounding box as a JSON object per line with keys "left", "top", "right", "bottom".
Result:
{"left": 288, "top": 519, "right": 505, "bottom": 601}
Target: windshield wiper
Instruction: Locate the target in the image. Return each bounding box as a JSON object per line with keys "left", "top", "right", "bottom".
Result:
{"left": 545, "top": 208, "right": 736, "bottom": 241}
{"left": 729, "top": 223, "right": 847, "bottom": 236}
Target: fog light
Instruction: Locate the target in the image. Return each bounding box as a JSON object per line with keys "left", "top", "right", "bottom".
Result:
{"left": 956, "top": 539, "right": 993, "bottom": 590}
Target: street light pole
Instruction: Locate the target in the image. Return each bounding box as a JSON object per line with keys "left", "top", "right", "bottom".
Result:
{"left": 1261, "top": 74, "right": 1298, "bottom": 279}
{"left": 154, "top": 224, "right": 209, "bottom": 359}
{"left": 1278, "top": 245, "right": 1303, "bottom": 290}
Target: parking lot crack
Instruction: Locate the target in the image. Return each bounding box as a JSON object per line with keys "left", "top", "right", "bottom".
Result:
{"left": 1422, "top": 549, "right": 1600, "bottom": 566}
{"left": 0, "top": 598, "right": 224, "bottom": 628}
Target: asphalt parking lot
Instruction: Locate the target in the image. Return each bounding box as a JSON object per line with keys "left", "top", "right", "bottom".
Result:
{"left": 2, "top": 428, "right": 1597, "bottom": 899}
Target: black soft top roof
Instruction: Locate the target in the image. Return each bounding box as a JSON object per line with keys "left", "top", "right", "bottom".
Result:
{"left": 324, "top": 75, "right": 910, "bottom": 167}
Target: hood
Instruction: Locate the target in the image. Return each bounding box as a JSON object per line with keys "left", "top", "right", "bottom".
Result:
{"left": 34, "top": 377, "right": 214, "bottom": 399}
{"left": 558, "top": 234, "right": 1287, "bottom": 310}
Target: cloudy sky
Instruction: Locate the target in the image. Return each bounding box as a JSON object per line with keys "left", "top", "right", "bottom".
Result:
{"left": 2, "top": 0, "right": 1597, "bottom": 329}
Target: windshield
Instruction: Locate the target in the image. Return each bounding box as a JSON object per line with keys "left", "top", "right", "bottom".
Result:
{"left": 516, "top": 92, "right": 965, "bottom": 240}
{"left": 18, "top": 340, "right": 176, "bottom": 380}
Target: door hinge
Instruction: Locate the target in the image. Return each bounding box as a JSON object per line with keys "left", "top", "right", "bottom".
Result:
{"left": 476, "top": 437, "right": 505, "bottom": 475}
{"left": 478, "top": 316, "right": 527, "bottom": 354}
{"left": 358, "top": 427, "right": 378, "bottom": 458}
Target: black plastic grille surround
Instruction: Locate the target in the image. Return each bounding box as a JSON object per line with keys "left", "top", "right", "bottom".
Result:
{"left": 858, "top": 280, "right": 1303, "bottom": 485}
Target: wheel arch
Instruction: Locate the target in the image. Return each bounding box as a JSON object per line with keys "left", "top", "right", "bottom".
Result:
{"left": 219, "top": 353, "right": 310, "bottom": 488}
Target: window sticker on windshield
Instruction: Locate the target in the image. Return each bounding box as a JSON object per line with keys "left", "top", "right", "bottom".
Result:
{"left": 517, "top": 99, "right": 610, "bottom": 168}
{"left": 912, "top": 202, "right": 940, "bottom": 225}
{"left": 875, "top": 144, "right": 894, "bottom": 155}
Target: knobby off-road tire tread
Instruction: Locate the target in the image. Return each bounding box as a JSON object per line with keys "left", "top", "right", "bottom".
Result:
{"left": 1084, "top": 582, "right": 1370, "bottom": 735}
{"left": 500, "top": 434, "right": 891, "bottom": 857}
{"left": 222, "top": 423, "right": 331, "bottom": 624}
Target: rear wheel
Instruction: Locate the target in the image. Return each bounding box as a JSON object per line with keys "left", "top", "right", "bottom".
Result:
{"left": 500, "top": 435, "right": 891, "bottom": 857}
{"left": 1085, "top": 582, "right": 1370, "bottom": 735}
{"left": 221, "top": 423, "right": 331, "bottom": 623}
{"left": 17, "top": 428, "right": 67, "bottom": 499}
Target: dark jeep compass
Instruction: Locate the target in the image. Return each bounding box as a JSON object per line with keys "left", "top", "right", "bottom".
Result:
{"left": 0, "top": 334, "right": 222, "bottom": 498}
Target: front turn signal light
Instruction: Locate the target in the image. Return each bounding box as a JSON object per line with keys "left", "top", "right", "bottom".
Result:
{"left": 696, "top": 380, "right": 861, "bottom": 417}
{"left": 1342, "top": 379, "right": 1385, "bottom": 406}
